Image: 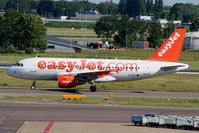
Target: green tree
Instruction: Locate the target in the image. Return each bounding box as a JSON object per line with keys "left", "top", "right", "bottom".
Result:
{"left": 169, "top": 3, "right": 199, "bottom": 23}
{"left": 0, "top": 16, "right": 7, "bottom": 49}
{"left": 108, "top": 2, "right": 118, "bottom": 15}
{"left": 154, "top": 0, "right": 163, "bottom": 19}
{"left": 146, "top": 0, "right": 153, "bottom": 15}
{"left": 94, "top": 15, "right": 119, "bottom": 41}
{"left": 126, "top": 0, "right": 146, "bottom": 17}
{"left": 38, "top": 0, "right": 54, "bottom": 17}
{"left": 81, "top": 0, "right": 96, "bottom": 13}
{"left": 21, "top": 14, "right": 47, "bottom": 52}
{"left": 137, "top": 0, "right": 146, "bottom": 16}
{"left": 161, "top": 6, "right": 170, "bottom": 19}
{"left": 0, "top": 0, "right": 7, "bottom": 9}
{"left": 190, "top": 18, "right": 199, "bottom": 31}
{"left": 5, "top": 0, "right": 32, "bottom": 13}
{"left": 96, "top": 2, "right": 118, "bottom": 15}
{"left": 67, "top": 2, "right": 81, "bottom": 15}
{"left": 114, "top": 16, "right": 150, "bottom": 47}
{"left": 148, "top": 22, "right": 163, "bottom": 48}
{"left": 128, "top": 20, "right": 149, "bottom": 41}
{"left": 163, "top": 23, "right": 177, "bottom": 38}
{"left": 169, "top": 3, "right": 183, "bottom": 20}
{"left": 5, "top": 0, "right": 16, "bottom": 10}
{"left": 0, "top": 10, "right": 47, "bottom": 53}
{"left": 114, "top": 15, "right": 130, "bottom": 47}
{"left": 30, "top": 0, "right": 39, "bottom": 10}
{"left": 3, "top": 10, "right": 23, "bottom": 49}
{"left": 118, "top": 0, "right": 126, "bottom": 14}
{"left": 53, "top": 0, "right": 67, "bottom": 17}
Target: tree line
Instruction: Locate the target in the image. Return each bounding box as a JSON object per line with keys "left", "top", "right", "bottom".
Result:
{"left": 94, "top": 14, "right": 199, "bottom": 48}
{"left": 118, "top": 0, "right": 163, "bottom": 19}
{"left": 0, "top": 0, "right": 118, "bottom": 17}
{"left": 0, "top": 0, "right": 199, "bottom": 23}
{"left": 1, "top": 0, "right": 199, "bottom": 53}
{"left": 94, "top": 15, "right": 163, "bottom": 48}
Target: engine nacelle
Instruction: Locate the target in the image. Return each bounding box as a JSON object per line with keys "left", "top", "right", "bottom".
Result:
{"left": 58, "top": 76, "right": 77, "bottom": 88}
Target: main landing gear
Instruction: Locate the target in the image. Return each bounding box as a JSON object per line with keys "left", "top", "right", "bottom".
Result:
{"left": 31, "top": 80, "right": 36, "bottom": 90}
{"left": 89, "top": 81, "right": 97, "bottom": 92}
{"left": 90, "top": 85, "right": 97, "bottom": 92}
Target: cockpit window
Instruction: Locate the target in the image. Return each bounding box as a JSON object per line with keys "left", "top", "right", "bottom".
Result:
{"left": 13, "top": 62, "right": 23, "bottom": 67}
{"left": 13, "top": 63, "right": 19, "bottom": 66}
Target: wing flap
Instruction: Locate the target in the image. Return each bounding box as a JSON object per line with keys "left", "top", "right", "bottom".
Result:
{"left": 57, "top": 70, "right": 113, "bottom": 81}
{"left": 57, "top": 70, "right": 112, "bottom": 77}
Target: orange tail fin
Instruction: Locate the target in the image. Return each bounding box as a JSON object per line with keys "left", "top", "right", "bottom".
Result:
{"left": 147, "top": 29, "right": 186, "bottom": 62}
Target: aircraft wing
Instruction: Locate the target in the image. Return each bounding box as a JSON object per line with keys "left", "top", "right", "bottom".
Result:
{"left": 57, "top": 70, "right": 113, "bottom": 81}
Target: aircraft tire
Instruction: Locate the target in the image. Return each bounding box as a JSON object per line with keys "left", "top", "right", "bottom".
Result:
{"left": 31, "top": 86, "right": 35, "bottom": 90}
{"left": 90, "top": 85, "right": 97, "bottom": 92}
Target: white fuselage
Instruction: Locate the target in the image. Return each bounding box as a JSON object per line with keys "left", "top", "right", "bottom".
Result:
{"left": 6, "top": 58, "right": 189, "bottom": 82}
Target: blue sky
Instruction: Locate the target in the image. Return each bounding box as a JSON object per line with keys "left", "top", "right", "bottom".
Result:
{"left": 87, "top": 0, "right": 199, "bottom": 5}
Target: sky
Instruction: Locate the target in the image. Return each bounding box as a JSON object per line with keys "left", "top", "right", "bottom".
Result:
{"left": 87, "top": 0, "right": 199, "bottom": 6}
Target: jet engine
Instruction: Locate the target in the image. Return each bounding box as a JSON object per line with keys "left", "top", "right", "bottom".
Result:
{"left": 58, "top": 76, "right": 77, "bottom": 88}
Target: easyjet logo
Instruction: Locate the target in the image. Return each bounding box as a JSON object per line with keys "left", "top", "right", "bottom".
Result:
{"left": 37, "top": 60, "right": 139, "bottom": 73}
{"left": 158, "top": 32, "right": 181, "bottom": 57}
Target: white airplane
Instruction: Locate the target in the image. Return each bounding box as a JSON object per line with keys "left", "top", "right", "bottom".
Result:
{"left": 6, "top": 29, "right": 189, "bottom": 92}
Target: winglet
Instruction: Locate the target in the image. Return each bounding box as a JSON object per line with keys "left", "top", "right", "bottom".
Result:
{"left": 146, "top": 29, "right": 186, "bottom": 62}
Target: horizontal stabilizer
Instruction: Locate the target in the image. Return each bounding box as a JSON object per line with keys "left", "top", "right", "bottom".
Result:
{"left": 160, "top": 65, "right": 185, "bottom": 71}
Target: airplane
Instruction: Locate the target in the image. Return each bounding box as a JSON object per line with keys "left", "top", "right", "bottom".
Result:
{"left": 6, "top": 29, "right": 189, "bottom": 92}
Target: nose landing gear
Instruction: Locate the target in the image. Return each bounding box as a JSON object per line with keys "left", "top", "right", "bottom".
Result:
{"left": 31, "top": 80, "right": 36, "bottom": 90}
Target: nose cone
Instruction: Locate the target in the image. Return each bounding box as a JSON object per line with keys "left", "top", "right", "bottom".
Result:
{"left": 6, "top": 67, "right": 15, "bottom": 77}
{"left": 6, "top": 67, "right": 11, "bottom": 76}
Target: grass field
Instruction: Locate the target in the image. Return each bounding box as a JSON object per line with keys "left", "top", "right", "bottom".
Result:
{"left": 46, "top": 22, "right": 95, "bottom": 29}
{"left": 47, "top": 28, "right": 96, "bottom": 36}
{"left": 0, "top": 50, "right": 154, "bottom": 64}
{"left": 1, "top": 95, "right": 199, "bottom": 107}
{"left": 59, "top": 37, "right": 101, "bottom": 42}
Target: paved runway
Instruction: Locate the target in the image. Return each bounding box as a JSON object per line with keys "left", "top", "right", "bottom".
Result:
{"left": 1, "top": 87, "right": 199, "bottom": 99}
{"left": 0, "top": 102, "right": 199, "bottom": 133}
{"left": 1, "top": 86, "right": 199, "bottom": 132}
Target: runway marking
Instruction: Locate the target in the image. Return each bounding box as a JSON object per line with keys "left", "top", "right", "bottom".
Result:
{"left": 43, "top": 120, "right": 55, "bottom": 133}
